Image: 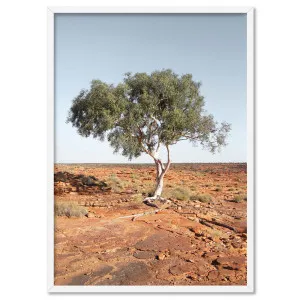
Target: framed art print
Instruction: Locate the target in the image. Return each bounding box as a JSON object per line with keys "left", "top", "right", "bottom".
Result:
{"left": 48, "top": 6, "right": 254, "bottom": 293}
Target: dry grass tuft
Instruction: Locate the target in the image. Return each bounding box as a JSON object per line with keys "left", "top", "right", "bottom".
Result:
{"left": 232, "top": 194, "right": 247, "bottom": 203}
{"left": 163, "top": 186, "right": 191, "bottom": 201}
{"left": 55, "top": 202, "right": 88, "bottom": 217}
{"left": 190, "top": 194, "right": 212, "bottom": 203}
{"left": 106, "top": 174, "right": 127, "bottom": 192}
{"left": 131, "top": 194, "right": 144, "bottom": 202}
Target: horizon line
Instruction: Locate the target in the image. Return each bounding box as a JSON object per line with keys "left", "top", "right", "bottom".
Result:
{"left": 55, "top": 162, "right": 247, "bottom": 164}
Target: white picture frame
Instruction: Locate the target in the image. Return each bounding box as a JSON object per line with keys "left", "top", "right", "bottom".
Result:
{"left": 48, "top": 6, "right": 254, "bottom": 293}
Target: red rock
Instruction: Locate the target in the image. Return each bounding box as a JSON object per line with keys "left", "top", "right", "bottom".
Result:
{"left": 169, "top": 261, "right": 196, "bottom": 276}
{"left": 214, "top": 256, "right": 246, "bottom": 271}
{"left": 157, "top": 253, "right": 166, "bottom": 260}
{"left": 135, "top": 231, "right": 194, "bottom": 252}
{"left": 86, "top": 212, "right": 95, "bottom": 218}
{"left": 187, "top": 273, "right": 198, "bottom": 281}
{"left": 54, "top": 163, "right": 247, "bottom": 286}
{"left": 208, "top": 270, "right": 219, "bottom": 280}
{"left": 133, "top": 250, "right": 156, "bottom": 259}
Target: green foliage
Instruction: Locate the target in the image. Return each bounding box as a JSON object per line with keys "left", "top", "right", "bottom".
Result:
{"left": 55, "top": 202, "right": 88, "bottom": 217}
{"left": 67, "top": 70, "right": 231, "bottom": 160}
{"left": 190, "top": 194, "right": 212, "bottom": 203}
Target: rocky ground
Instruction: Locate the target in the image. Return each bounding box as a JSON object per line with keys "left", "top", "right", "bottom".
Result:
{"left": 54, "top": 163, "right": 247, "bottom": 286}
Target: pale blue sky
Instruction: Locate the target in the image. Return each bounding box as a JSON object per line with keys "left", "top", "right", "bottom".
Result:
{"left": 55, "top": 13, "right": 247, "bottom": 163}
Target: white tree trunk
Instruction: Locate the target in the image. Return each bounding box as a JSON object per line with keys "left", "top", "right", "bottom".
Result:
{"left": 143, "top": 146, "right": 171, "bottom": 203}
{"left": 156, "top": 162, "right": 163, "bottom": 181}
{"left": 153, "top": 174, "right": 164, "bottom": 198}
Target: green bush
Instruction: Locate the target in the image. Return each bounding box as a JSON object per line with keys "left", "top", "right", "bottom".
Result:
{"left": 55, "top": 202, "right": 88, "bottom": 217}
{"left": 190, "top": 194, "right": 212, "bottom": 203}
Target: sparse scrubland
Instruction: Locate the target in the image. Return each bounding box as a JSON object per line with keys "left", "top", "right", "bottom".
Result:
{"left": 54, "top": 163, "right": 247, "bottom": 286}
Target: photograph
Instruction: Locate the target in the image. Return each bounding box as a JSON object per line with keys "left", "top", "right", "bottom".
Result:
{"left": 49, "top": 8, "right": 253, "bottom": 292}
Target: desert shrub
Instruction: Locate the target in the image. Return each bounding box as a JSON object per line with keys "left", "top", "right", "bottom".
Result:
{"left": 164, "top": 187, "right": 191, "bottom": 201}
{"left": 215, "top": 187, "right": 222, "bottom": 192}
{"left": 55, "top": 202, "right": 88, "bottom": 217}
{"left": 142, "top": 184, "right": 156, "bottom": 197}
{"left": 190, "top": 185, "right": 197, "bottom": 191}
{"left": 131, "top": 194, "right": 144, "bottom": 202}
{"left": 232, "top": 194, "right": 247, "bottom": 203}
{"left": 128, "top": 177, "right": 141, "bottom": 188}
{"left": 228, "top": 188, "right": 234, "bottom": 191}
{"left": 106, "top": 174, "right": 127, "bottom": 192}
{"left": 130, "top": 181, "right": 155, "bottom": 195}
{"left": 129, "top": 180, "right": 154, "bottom": 196}
{"left": 131, "top": 183, "right": 143, "bottom": 193}
{"left": 190, "top": 194, "right": 212, "bottom": 203}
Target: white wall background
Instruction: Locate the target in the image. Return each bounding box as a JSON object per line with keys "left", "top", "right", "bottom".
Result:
{"left": 1, "top": 0, "right": 300, "bottom": 299}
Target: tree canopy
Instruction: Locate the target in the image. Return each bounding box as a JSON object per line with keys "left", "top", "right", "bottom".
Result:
{"left": 67, "top": 69, "right": 231, "bottom": 162}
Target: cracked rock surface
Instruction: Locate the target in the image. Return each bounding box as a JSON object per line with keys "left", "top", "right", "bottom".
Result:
{"left": 54, "top": 163, "right": 247, "bottom": 286}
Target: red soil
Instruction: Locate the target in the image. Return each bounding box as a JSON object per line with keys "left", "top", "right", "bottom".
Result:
{"left": 54, "top": 163, "right": 247, "bottom": 286}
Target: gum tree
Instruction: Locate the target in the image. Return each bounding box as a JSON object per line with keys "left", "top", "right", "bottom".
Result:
{"left": 67, "top": 69, "right": 231, "bottom": 204}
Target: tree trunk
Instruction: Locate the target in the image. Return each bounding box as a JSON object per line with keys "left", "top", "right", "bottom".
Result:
{"left": 155, "top": 159, "right": 163, "bottom": 181}
{"left": 153, "top": 173, "right": 164, "bottom": 198}
{"left": 152, "top": 158, "right": 170, "bottom": 199}
{"left": 143, "top": 146, "right": 171, "bottom": 203}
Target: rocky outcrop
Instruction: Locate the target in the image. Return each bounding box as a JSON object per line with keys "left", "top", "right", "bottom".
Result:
{"left": 54, "top": 172, "right": 111, "bottom": 195}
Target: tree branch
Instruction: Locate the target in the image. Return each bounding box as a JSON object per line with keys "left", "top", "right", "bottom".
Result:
{"left": 137, "top": 128, "right": 156, "bottom": 159}
{"left": 164, "top": 145, "right": 171, "bottom": 173}
{"left": 156, "top": 142, "right": 160, "bottom": 153}
{"left": 157, "top": 159, "right": 165, "bottom": 172}
{"left": 150, "top": 115, "right": 161, "bottom": 127}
